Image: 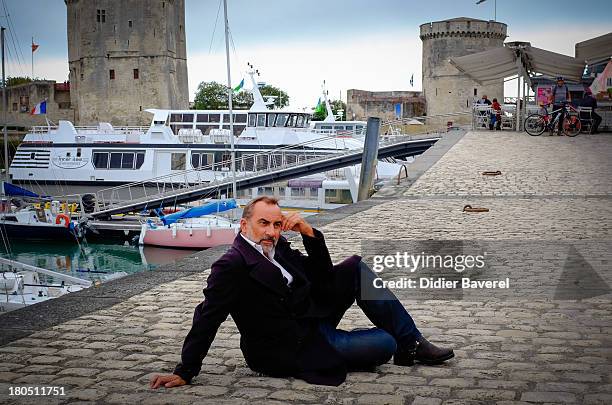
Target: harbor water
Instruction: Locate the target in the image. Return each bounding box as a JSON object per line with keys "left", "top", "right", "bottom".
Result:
{"left": 0, "top": 239, "right": 199, "bottom": 284}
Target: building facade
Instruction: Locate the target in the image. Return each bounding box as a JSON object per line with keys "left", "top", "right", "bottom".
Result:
{"left": 420, "top": 17, "right": 507, "bottom": 124}
{"left": 65, "top": 0, "right": 189, "bottom": 125}
{"left": 346, "top": 89, "right": 425, "bottom": 122}
{"left": 0, "top": 81, "right": 75, "bottom": 131}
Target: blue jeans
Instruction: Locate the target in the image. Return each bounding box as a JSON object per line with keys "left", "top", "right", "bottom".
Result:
{"left": 317, "top": 261, "right": 422, "bottom": 369}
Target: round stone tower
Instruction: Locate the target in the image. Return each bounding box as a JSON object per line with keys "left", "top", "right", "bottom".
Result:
{"left": 65, "top": 0, "right": 189, "bottom": 125}
{"left": 420, "top": 17, "right": 507, "bottom": 124}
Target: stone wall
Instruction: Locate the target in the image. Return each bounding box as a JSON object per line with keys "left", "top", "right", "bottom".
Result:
{"left": 420, "top": 18, "right": 507, "bottom": 125}
{"left": 346, "top": 89, "right": 425, "bottom": 122}
{"left": 0, "top": 81, "right": 75, "bottom": 129}
{"left": 66, "top": 0, "right": 189, "bottom": 126}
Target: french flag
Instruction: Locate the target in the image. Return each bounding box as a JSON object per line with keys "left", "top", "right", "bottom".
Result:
{"left": 31, "top": 100, "right": 47, "bottom": 115}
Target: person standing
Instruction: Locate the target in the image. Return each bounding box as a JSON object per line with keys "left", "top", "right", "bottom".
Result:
{"left": 489, "top": 98, "right": 502, "bottom": 130}
{"left": 550, "top": 77, "right": 571, "bottom": 135}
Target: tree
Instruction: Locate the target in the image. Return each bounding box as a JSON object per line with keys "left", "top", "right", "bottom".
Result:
{"left": 330, "top": 99, "right": 346, "bottom": 121}
{"left": 192, "top": 81, "right": 229, "bottom": 110}
{"left": 259, "top": 85, "right": 289, "bottom": 109}
{"left": 6, "top": 76, "right": 33, "bottom": 86}
{"left": 192, "top": 81, "right": 289, "bottom": 110}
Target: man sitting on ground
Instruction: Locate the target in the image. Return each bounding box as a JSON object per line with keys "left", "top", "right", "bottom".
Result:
{"left": 150, "top": 196, "right": 454, "bottom": 388}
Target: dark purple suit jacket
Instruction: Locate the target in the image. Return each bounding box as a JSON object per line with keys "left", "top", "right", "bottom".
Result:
{"left": 174, "top": 229, "right": 361, "bottom": 386}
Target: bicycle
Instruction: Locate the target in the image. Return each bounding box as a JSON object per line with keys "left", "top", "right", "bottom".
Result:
{"left": 524, "top": 102, "right": 582, "bottom": 137}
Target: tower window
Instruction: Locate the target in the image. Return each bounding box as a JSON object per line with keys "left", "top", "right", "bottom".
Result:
{"left": 96, "top": 9, "right": 106, "bottom": 23}
{"left": 109, "top": 69, "right": 115, "bottom": 80}
{"left": 133, "top": 69, "right": 139, "bottom": 79}
{"left": 128, "top": 20, "right": 133, "bottom": 28}
{"left": 474, "top": 88, "right": 478, "bottom": 96}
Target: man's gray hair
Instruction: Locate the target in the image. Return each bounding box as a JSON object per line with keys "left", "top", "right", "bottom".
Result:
{"left": 241, "top": 196, "right": 279, "bottom": 219}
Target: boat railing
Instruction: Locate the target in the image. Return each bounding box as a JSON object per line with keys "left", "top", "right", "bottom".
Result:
{"left": 74, "top": 126, "right": 149, "bottom": 135}
{"left": 29, "top": 125, "right": 148, "bottom": 135}
{"left": 84, "top": 123, "right": 447, "bottom": 215}
{"left": 30, "top": 126, "right": 59, "bottom": 133}
{"left": 51, "top": 115, "right": 452, "bottom": 216}
{"left": 0, "top": 257, "right": 92, "bottom": 287}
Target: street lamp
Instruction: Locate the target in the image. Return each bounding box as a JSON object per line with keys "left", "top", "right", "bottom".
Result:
{"left": 476, "top": 0, "right": 497, "bottom": 22}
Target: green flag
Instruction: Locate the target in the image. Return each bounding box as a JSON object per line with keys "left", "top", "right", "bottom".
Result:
{"left": 233, "top": 78, "right": 244, "bottom": 93}
{"left": 314, "top": 98, "right": 325, "bottom": 114}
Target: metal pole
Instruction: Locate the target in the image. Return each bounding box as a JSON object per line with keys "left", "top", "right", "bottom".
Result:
{"left": 523, "top": 78, "right": 527, "bottom": 124}
{"left": 357, "top": 117, "right": 380, "bottom": 201}
{"left": 222, "top": 0, "right": 236, "bottom": 198}
{"left": 516, "top": 74, "right": 521, "bottom": 132}
{"left": 2, "top": 27, "right": 8, "bottom": 182}
{"left": 494, "top": 0, "right": 497, "bottom": 21}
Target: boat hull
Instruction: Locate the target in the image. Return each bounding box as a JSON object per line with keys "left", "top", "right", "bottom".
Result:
{"left": 0, "top": 222, "right": 79, "bottom": 243}
{"left": 141, "top": 227, "right": 238, "bottom": 249}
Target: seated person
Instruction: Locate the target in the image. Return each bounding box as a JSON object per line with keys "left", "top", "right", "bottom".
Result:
{"left": 581, "top": 89, "right": 602, "bottom": 133}
{"left": 151, "top": 196, "right": 454, "bottom": 389}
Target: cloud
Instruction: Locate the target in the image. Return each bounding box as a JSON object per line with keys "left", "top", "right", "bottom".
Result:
{"left": 506, "top": 25, "right": 610, "bottom": 57}
{"left": 6, "top": 57, "right": 69, "bottom": 81}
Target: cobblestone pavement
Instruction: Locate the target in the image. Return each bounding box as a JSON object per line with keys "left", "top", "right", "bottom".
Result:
{"left": 1, "top": 131, "right": 611, "bottom": 404}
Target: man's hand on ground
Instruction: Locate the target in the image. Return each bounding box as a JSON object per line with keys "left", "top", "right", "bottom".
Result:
{"left": 281, "top": 212, "right": 314, "bottom": 237}
{"left": 149, "top": 374, "right": 187, "bottom": 389}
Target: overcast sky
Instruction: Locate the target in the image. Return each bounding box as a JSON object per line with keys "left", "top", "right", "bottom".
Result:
{"left": 2, "top": 0, "right": 610, "bottom": 108}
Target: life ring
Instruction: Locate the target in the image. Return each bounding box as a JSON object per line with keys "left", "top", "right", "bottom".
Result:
{"left": 55, "top": 213, "right": 71, "bottom": 228}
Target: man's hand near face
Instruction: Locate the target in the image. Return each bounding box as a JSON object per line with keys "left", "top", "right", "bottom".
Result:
{"left": 281, "top": 212, "right": 314, "bottom": 237}
{"left": 150, "top": 374, "right": 186, "bottom": 389}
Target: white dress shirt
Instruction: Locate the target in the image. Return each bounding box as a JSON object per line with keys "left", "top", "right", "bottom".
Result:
{"left": 241, "top": 233, "right": 293, "bottom": 286}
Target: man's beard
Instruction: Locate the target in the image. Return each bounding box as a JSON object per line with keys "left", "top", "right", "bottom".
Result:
{"left": 258, "top": 236, "right": 276, "bottom": 257}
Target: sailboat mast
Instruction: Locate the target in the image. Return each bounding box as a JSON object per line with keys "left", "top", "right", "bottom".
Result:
{"left": 223, "top": 0, "right": 236, "bottom": 198}
{"left": 1, "top": 27, "right": 8, "bottom": 183}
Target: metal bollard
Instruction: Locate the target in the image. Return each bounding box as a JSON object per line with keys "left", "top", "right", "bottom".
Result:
{"left": 357, "top": 117, "right": 381, "bottom": 201}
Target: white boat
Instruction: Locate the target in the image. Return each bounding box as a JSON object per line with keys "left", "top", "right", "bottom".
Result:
{"left": 0, "top": 258, "right": 94, "bottom": 313}
{"left": 0, "top": 270, "right": 81, "bottom": 312}
{"left": 7, "top": 69, "right": 415, "bottom": 207}
{"left": 310, "top": 82, "right": 368, "bottom": 137}
{"left": 8, "top": 70, "right": 363, "bottom": 191}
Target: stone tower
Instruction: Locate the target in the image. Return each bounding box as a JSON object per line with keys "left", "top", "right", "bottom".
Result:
{"left": 65, "top": 0, "right": 189, "bottom": 125}
{"left": 420, "top": 18, "right": 507, "bottom": 124}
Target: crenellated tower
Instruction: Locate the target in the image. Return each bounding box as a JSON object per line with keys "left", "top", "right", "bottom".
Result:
{"left": 420, "top": 18, "right": 507, "bottom": 123}
{"left": 65, "top": 0, "right": 189, "bottom": 125}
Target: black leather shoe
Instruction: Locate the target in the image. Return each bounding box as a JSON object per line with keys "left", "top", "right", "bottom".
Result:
{"left": 394, "top": 337, "right": 454, "bottom": 366}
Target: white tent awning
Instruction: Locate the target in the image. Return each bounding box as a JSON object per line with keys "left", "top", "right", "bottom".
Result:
{"left": 449, "top": 45, "right": 585, "bottom": 84}
{"left": 524, "top": 47, "right": 585, "bottom": 82}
